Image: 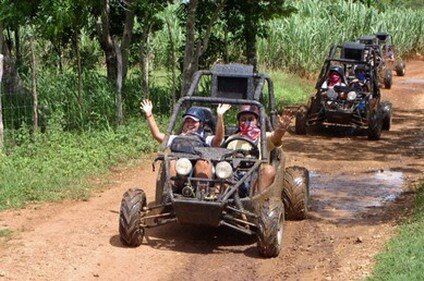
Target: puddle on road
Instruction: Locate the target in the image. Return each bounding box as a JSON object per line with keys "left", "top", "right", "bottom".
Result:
{"left": 401, "top": 78, "right": 424, "bottom": 85}
{"left": 309, "top": 170, "right": 405, "bottom": 221}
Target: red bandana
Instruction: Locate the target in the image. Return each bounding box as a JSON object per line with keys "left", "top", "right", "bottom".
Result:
{"left": 239, "top": 123, "right": 261, "bottom": 141}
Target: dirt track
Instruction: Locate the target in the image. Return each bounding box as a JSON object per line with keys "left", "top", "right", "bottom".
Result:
{"left": 0, "top": 60, "right": 423, "bottom": 281}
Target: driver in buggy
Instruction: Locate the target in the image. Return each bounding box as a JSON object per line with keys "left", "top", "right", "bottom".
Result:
{"left": 224, "top": 105, "right": 293, "bottom": 196}
{"left": 140, "top": 99, "right": 231, "bottom": 183}
{"left": 321, "top": 66, "right": 347, "bottom": 89}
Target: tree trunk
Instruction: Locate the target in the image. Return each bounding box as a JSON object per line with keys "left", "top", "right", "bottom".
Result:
{"left": 181, "top": 0, "right": 225, "bottom": 96}
{"left": 180, "top": 0, "right": 198, "bottom": 97}
{"left": 165, "top": 20, "right": 177, "bottom": 108}
{"left": 140, "top": 25, "right": 150, "bottom": 98}
{"left": 95, "top": 0, "right": 134, "bottom": 123}
{"left": 244, "top": 10, "right": 258, "bottom": 72}
{"left": 73, "top": 33, "right": 83, "bottom": 110}
{"left": 0, "top": 54, "right": 4, "bottom": 149}
{"left": 14, "top": 26, "right": 21, "bottom": 69}
{"left": 114, "top": 39, "right": 123, "bottom": 124}
{"left": 30, "top": 37, "right": 38, "bottom": 132}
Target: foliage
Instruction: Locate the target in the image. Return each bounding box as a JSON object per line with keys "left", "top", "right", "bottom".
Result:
{"left": 257, "top": 0, "right": 424, "bottom": 73}
{"left": 368, "top": 183, "right": 424, "bottom": 281}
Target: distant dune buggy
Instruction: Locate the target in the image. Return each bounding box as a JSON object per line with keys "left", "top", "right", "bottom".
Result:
{"left": 119, "top": 64, "right": 309, "bottom": 258}
{"left": 375, "top": 32, "right": 406, "bottom": 77}
{"left": 295, "top": 42, "right": 392, "bottom": 140}
{"left": 358, "top": 35, "right": 392, "bottom": 89}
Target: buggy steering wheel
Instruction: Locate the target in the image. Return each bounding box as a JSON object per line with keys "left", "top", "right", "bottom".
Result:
{"left": 221, "top": 136, "right": 260, "bottom": 158}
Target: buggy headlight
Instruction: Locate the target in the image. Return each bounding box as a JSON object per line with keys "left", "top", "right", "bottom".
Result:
{"left": 215, "top": 161, "right": 232, "bottom": 179}
{"left": 347, "top": 91, "right": 357, "bottom": 101}
{"left": 326, "top": 88, "right": 338, "bottom": 100}
{"left": 175, "top": 158, "right": 192, "bottom": 176}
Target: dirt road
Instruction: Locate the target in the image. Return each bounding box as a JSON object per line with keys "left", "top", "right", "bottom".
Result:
{"left": 0, "top": 60, "right": 423, "bottom": 281}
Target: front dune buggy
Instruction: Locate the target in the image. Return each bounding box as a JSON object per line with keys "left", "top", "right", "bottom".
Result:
{"left": 118, "top": 64, "right": 309, "bottom": 258}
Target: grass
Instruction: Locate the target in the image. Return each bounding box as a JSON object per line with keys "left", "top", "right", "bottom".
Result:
{"left": 368, "top": 183, "right": 424, "bottom": 281}
{"left": 0, "top": 228, "right": 13, "bottom": 239}
{"left": 269, "top": 71, "right": 314, "bottom": 108}
{"left": 0, "top": 118, "right": 166, "bottom": 211}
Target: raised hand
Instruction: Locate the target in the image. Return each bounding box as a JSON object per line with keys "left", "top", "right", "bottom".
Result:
{"left": 216, "top": 103, "right": 231, "bottom": 116}
{"left": 140, "top": 99, "right": 153, "bottom": 117}
{"left": 276, "top": 109, "right": 295, "bottom": 131}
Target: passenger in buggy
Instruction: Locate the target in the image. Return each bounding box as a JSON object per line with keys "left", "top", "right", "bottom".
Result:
{"left": 140, "top": 99, "right": 231, "bottom": 183}
{"left": 349, "top": 65, "right": 370, "bottom": 92}
{"left": 224, "top": 105, "right": 293, "bottom": 196}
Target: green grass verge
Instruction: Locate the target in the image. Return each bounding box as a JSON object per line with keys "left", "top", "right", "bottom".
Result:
{"left": 0, "top": 118, "right": 167, "bottom": 211}
{"left": 368, "top": 184, "right": 424, "bottom": 281}
{"left": 269, "top": 71, "right": 314, "bottom": 108}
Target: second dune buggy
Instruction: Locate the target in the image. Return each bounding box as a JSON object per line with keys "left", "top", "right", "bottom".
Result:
{"left": 295, "top": 42, "right": 392, "bottom": 140}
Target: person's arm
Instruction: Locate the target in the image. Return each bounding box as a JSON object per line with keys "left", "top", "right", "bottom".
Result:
{"left": 140, "top": 99, "right": 165, "bottom": 143}
{"left": 268, "top": 109, "right": 294, "bottom": 147}
{"left": 212, "top": 104, "right": 231, "bottom": 147}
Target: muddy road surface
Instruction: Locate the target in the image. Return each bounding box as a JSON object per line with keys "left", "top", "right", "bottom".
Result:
{"left": 0, "top": 60, "right": 423, "bottom": 281}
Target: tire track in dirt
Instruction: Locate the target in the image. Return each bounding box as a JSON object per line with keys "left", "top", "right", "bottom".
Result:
{"left": 0, "top": 60, "right": 422, "bottom": 281}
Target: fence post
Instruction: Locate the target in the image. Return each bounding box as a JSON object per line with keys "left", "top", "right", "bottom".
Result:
{"left": 0, "top": 54, "right": 4, "bottom": 149}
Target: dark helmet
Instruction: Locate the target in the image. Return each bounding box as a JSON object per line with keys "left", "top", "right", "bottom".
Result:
{"left": 237, "top": 104, "right": 260, "bottom": 120}
{"left": 329, "top": 65, "right": 344, "bottom": 77}
{"left": 183, "top": 106, "right": 206, "bottom": 123}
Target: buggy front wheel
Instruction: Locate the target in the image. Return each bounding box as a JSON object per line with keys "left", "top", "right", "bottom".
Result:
{"left": 282, "top": 166, "right": 309, "bottom": 220}
{"left": 295, "top": 106, "right": 308, "bottom": 135}
{"left": 256, "top": 198, "right": 284, "bottom": 258}
{"left": 383, "top": 69, "right": 393, "bottom": 89}
{"left": 119, "top": 188, "right": 146, "bottom": 247}
{"left": 394, "top": 61, "right": 405, "bottom": 76}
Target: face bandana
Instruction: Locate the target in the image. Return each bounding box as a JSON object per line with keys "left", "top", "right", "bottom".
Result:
{"left": 329, "top": 73, "right": 341, "bottom": 86}
{"left": 239, "top": 122, "right": 261, "bottom": 141}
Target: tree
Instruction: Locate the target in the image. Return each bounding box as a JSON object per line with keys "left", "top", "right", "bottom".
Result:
{"left": 180, "top": 0, "right": 226, "bottom": 97}
{"left": 224, "top": 0, "right": 295, "bottom": 71}
{"left": 91, "top": 0, "right": 137, "bottom": 124}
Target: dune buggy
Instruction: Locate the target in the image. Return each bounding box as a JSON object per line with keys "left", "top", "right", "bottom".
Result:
{"left": 375, "top": 32, "right": 406, "bottom": 77}
{"left": 119, "top": 64, "right": 309, "bottom": 258}
{"left": 357, "top": 35, "right": 393, "bottom": 89}
{"left": 295, "top": 42, "right": 392, "bottom": 140}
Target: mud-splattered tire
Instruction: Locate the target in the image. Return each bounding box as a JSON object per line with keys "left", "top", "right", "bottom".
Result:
{"left": 381, "top": 101, "right": 392, "bottom": 131}
{"left": 257, "top": 198, "right": 284, "bottom": 258}
{"left": 282, "top": 166, "right": 309, "bottom": 220}
{"left": 394, "top": 61, "right": 405, "bottom": 76}
{"left": 295, "top": 106, "right": 308, "bottom": 135}
{"left": 119, "top": 188, "right": 146, "bottom": 247}
{"left": 384, "top": 69, "right": 392, "bottom": 89}
{"left": 367, "top": 107, "right": 383, "bottom": 140}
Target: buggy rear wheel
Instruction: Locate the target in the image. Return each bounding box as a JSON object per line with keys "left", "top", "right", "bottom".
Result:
{"left": 381, "top": 101, "right": 392, "bottom": 131}
{"left": 119, "top": 188, "right": 146, "bottom": 247}
{"left": 256, "top": 198, "right": 284, "bottom": 258}
{"left": 282, "top": 166, "right": 309, "bottom": 220}
{"left": 295, "top": 106, "right": 308, "bottom": 135}
{"left": 384, "top": 69, "right": 393, "bottom": 89}
{"left": 394, "top": 61, "right": 405, "bottom": 76}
